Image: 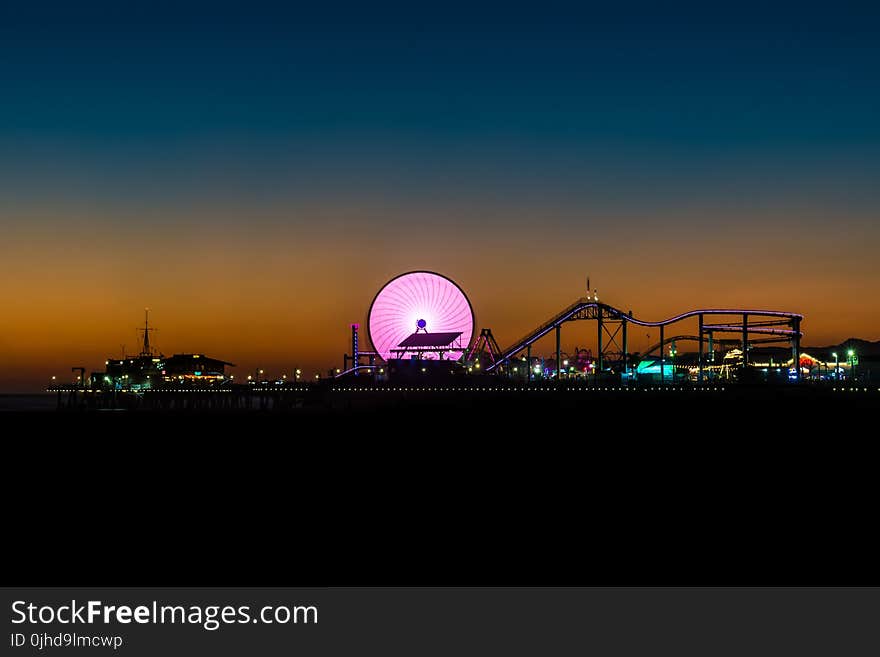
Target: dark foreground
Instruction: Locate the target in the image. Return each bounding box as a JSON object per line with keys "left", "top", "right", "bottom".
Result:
{"left": 4, "top": 384, "right": 877, "bottom": 587}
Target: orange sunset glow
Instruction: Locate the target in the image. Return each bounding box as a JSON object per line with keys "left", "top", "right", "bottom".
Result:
{"left": 3, "top": 196, "right": 877, "bottom": 392}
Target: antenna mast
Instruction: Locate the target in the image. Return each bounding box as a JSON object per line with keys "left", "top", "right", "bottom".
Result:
{"left": 586, "top": 276, "right": 598, "bottom": 301}
{"left": 138, "top": 308, "right": 156, "bottom": 357}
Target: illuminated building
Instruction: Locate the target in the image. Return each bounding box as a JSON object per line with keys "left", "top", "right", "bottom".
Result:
{"left": 87, "top": 312, "right": 234, "bottom": 389}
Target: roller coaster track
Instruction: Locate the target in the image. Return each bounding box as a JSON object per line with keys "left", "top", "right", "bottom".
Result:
{"left": 485, "top": 299, "right": 803, "bottom": 372}
{"left": 639, "top": 334, "right": 790, "bottom": 358}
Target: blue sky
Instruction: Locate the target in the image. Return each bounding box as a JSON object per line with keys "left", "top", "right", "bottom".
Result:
{"left": 1, "top": 2, "right": 878, "bottom": 207}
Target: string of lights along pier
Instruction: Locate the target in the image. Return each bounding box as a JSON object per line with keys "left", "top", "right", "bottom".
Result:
{"left": 47, "top": 271, "right": 875, "bottom": 411}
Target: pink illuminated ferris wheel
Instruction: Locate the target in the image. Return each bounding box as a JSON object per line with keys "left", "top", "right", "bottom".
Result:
{"left": 368, "top": 271, "right": 475, "bottom": 362}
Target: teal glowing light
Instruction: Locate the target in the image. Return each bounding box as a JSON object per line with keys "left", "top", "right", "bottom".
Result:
{"left": 636, "top": 360, "right": 674, "bottom": 376}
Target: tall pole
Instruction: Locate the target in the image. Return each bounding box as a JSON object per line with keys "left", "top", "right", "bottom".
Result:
{"left": 659, "top": 324, "right": 665, "bottom": 384}
{"left": 351, "top": 323, "right": 359, "bottom": 377}
{"left": 527, "top": 344, "right": 531, "bottom": 383}
{"left": 555, "top": 325, "right": 561, "bottom": 381}
{"left": 143, "top": 308, "right": 150, "bottom": 356}
{"left": 698, "top": 313, "right": 704, "bottom": 383}
{"left": 622, "top": 316, "right": 628, "bottom": 383}
{"left": 742, "top": 313, "right": 749, "bottom": 369}
{"left": 708, "top": 331, "right": 714, "bottom": 363}
{"left": 140, "top": 308, "right": 154, "bottom": 357}
{"left": 793, "top": 317, "right": 801, "bottom": 382}
{"left": 597, "top": 310, "right": 603, "bottom": 376}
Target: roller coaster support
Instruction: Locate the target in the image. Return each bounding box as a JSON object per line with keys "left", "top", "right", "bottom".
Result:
{"left": 660, "top": 324, "right": 665, "bottom": 384}
{"left": 555, "top": 325, "right": 561, "bottom": 380}
{"left": 708, "top": 330, "right": 714, "bottom": 366}
{"left": 698, "top": 314, "right": 704, "bottom": 383}
{"left": 793, "top": 317, "right": 801, "bottom": 381}
{"left": 742, "top": 314, "right": 749, "bottom": 368}
{"left": 527, "top": 344, "right": 531, "bottom": 382}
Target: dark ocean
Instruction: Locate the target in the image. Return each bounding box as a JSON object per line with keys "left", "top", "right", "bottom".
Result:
{"left": 0, "top": 394, "right": 58, "bottom": 412}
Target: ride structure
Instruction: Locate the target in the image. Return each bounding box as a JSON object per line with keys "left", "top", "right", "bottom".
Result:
{"left": 484, "top": 298, "right": 803, "bottom": 382}
{"left": 366, "top": 271, "right": 475, "bottom": 364}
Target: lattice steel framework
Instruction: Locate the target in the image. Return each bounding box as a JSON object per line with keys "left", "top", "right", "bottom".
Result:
{"left": 485, "top": 299, "right": 803, "bottom": 382}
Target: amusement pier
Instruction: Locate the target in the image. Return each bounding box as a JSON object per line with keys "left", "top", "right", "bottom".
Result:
{"left": 47, "top": 271, "right": 877, "bottom": 411}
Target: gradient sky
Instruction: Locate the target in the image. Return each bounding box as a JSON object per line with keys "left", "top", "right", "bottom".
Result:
{"left": 2, "top": 2, "right": 879, "bottom": 391}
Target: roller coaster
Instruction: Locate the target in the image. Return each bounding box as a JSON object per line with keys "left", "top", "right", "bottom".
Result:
{"left": 484, "top": 297, "right": 803, "bottom": 382}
